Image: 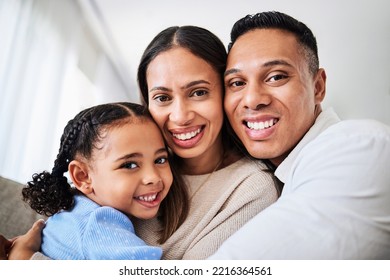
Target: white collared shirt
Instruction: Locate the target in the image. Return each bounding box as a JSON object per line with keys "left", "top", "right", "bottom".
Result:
{"left": 210, "top": 108, "right": 390, "bottom": 259}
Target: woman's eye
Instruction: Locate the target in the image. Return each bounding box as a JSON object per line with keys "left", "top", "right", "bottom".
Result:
{"left": 153, "top": 95, "right": 171, "bottom": 103}
{"left": 155, "top": 157, "right": 168, "bottom": 165}
{"left": 122, "top": 162, "right": 138, "bottom": 169}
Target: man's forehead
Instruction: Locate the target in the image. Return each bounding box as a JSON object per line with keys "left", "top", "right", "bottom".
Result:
{"left": 227, "top": 29, "right": 299, "bottom": 64}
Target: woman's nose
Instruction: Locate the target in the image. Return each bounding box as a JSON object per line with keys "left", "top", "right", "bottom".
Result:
{"left": 169, "top": 99, "right": 195, "bottom": 125}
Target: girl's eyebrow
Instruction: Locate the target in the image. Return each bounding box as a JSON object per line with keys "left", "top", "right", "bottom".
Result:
{"left": 115, "top": 153, "right": 141, "bottom": 162}
{"left": 115, "top": 148, "right": 167, "bottom": 162}
{"left": 155, "top": 147, "right": 168, "bottom": 155}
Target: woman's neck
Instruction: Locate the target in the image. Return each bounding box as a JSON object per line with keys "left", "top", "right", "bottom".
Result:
{"left": 179, "top": 138, "right": 242, "bottom": 175}
{"left": 181, "top": 138, "right": 224, "bottom": 175}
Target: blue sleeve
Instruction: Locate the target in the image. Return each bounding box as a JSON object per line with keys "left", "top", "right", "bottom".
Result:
{"left": 82, "top": 207, "right": 162, "bottom": 260}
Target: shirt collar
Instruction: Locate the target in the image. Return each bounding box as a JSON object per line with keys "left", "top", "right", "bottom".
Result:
{"left": 275, "top": 108, "right": 340, "bottom": 183}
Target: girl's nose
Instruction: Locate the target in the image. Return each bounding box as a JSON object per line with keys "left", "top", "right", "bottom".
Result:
{"left": 141, "top": 165, "right": 162, "bottom": 186}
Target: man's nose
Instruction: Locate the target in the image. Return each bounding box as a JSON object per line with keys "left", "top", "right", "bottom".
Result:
{"left": 243, "top": 82, "right": 271, "bottom": 110}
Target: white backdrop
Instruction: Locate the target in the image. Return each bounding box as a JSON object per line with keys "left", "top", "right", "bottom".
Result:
{"left": 94, "top": 0, "right": 390, "bottom": 124}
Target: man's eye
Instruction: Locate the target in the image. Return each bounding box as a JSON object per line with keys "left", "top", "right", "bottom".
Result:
{"left": 191, "top": 90, "right": 208, "bottom": 97}
{"left": 155, "top": 157, "right": 168, "bottom": 164}
{"left": 122, "top": 162, "right": 138, "bottom": 169}
{"left": 268, "top": 74, "right": 287, "bottom": 82}
{"left": 229, "top": 80, "right": 245, "bottom": 87}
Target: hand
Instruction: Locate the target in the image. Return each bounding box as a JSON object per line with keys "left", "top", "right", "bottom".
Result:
{"left": 0, "top": 234, "right": 14, "bottom": 260}
{"left": 8, "top": 219, "right": 46, "bottom": 260}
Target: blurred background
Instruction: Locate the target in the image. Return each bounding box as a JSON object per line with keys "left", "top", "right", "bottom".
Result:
{"left": 1, "top": 0, "right": 389, "bottom": 184}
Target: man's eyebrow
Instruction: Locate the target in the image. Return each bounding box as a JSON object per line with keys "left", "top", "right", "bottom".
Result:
{"left": 224, "top": 68, "right": 240, "bottom": 77}
{"left": 224, "top": 60, "right": 293, "bottom": 78}
{"left": 263, "top": 59, "right": 293, "bottom": 68}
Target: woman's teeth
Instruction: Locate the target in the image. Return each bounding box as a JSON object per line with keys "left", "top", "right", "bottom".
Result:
{"left": 173, "top": 128, "right": 201, "bottom": 140}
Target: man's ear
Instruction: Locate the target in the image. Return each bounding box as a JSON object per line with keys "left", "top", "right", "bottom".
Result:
{"left": 314, "top": 68, "right": 326, "bottom": 103}
{"left": 68, "top": 160, "right": 93, "bottom": 195}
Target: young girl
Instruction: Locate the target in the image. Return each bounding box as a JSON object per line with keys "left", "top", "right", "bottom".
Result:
{"left": 21, "top": 102, "right": 188, "bottom": 260}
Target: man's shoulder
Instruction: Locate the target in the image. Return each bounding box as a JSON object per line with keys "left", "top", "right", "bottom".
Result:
{"left": 302, "top": 118, "right": 390, "bottom": 163}
{"left": 321, "top": 118, "right": 390, "bottom": 139}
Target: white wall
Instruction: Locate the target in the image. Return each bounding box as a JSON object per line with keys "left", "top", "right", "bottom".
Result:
{"left": 96, "top": 0, "right": 390, "bottom": 124}
{"left": 0, "top": 0, "right": 133, "bottom": 183}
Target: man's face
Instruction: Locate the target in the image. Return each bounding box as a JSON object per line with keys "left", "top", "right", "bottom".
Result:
{"left": 224, "top": 28, "right": 326, "bottom": 166}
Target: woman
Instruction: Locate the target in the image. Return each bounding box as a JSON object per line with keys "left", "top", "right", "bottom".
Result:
{"left": 4, "top": 26, "right": 279, "bottom": 260}
{"left": 133, "top": 26, "right": 278, "bottom": 259}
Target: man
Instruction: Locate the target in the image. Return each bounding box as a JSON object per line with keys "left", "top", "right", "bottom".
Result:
{"left": 210, "top": 11, "right": 390, "bottom": 259}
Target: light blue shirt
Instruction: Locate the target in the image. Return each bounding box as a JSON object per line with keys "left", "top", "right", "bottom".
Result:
{"left": 210, "top": 108, "right": 390, "bottom": 259}
{"left": 41, "top": 195, "right": 162, "bottom": 260}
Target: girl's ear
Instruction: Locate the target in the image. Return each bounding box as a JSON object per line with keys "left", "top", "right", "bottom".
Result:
{"left": 68, "top": 160, "right": 93, "bottom": 195}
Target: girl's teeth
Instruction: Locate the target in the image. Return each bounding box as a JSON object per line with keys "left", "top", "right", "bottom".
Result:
{"left": 138, "top": 193, "right": 157, "bottom": 201}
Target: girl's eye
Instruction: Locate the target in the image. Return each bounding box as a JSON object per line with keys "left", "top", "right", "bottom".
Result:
{"left": 122, "top": 162, "right": 138, "bottom": 169}
{"left": 191, "top": 90, "right": 208, "bottom": 97}
{"left": 155, "top": 157, "right": 168, "bottom": 165}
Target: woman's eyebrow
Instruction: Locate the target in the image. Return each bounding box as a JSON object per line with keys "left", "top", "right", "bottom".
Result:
{"left": 182, "top": 80, "right": 210, "bottom": 90}
{"left": 149, "top": 86, "right": 170, "bottom": 93}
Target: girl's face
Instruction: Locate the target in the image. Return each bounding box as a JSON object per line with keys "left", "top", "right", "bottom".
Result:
{"left": 84, "top": 120, "right": 172, "bottom": 220}
{"left": 146, "top": 47, "right": 224, "bottom": 166}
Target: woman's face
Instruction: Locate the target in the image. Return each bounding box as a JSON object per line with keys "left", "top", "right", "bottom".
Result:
{"left": 146, "top": 47, "right": 224, "bottom": 162}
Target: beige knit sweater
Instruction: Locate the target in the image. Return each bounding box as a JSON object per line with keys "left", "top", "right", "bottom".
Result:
{"left": 133, "top": 157, "right": 278, "bottom": 260}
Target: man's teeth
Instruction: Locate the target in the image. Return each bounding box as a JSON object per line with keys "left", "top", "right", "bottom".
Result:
{"left": 247, "top": 119, "right": 277, "bottom": 130}
{"left": 173, "top": 128, "right": 201, "bottom": 140}
{"left": 137, "top": 193, "right": 157, "bottom": 202}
